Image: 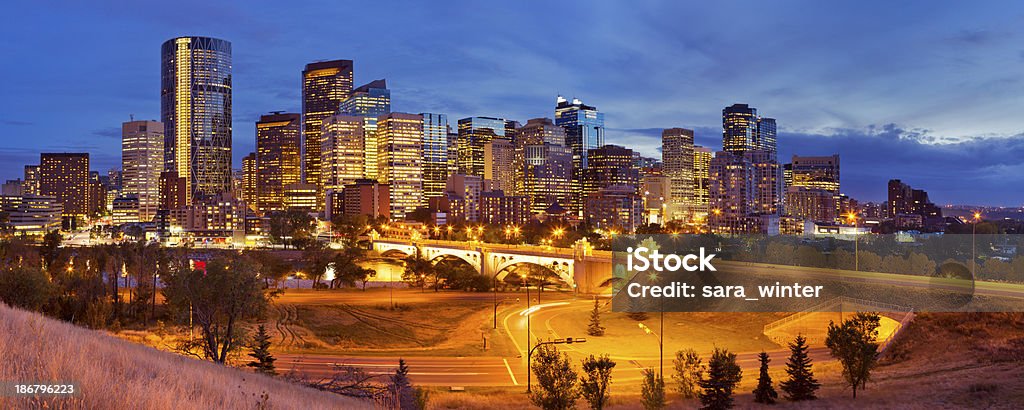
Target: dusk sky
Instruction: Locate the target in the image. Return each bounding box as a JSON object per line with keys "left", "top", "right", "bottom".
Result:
{"left": 1, "top": 1, "right": 1023, "bottom": 206}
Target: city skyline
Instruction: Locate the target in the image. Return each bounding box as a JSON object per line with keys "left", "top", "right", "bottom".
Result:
{"left": 2, "top": 1, "right": 1024, "bottom": 205}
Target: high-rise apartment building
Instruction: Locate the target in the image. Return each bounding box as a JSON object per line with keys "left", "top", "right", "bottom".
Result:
{"left": 159, "top": 171, "right": 186, "bottom": 211}
{"left": 375, "top": 113, "right": 423, "bottom": 220}
{"left": 302, "top": 59, "right": 354, "bottom": 201}
{"left": 421, "top": 113, "right": 449, "bottom": 200}
{"left": 723, "top": 104, "right": 776, "bottom": 156}
{"left": 255, "top": 113, "right": 302, "bottom": 214}
{"left": 121, "top": 120, "right": 164, "bottom": 222}
{"left": 40, "top": 153, "right": 90, "bottom": 226}
{"left": 446, "top": 174, "right": 484, "bottom": 223}
{"left": 554, "top": 96, "right": 605, "bottom": 215}
{"left": 161, "top": 36, "right": 232, "bottom": 205}
{"left": 515, "top": 118, "right": 573, "bottom": 214}
{"left": 23, "top": 165, "right": 40, "bottom": 196}
{"left": 661, "top": 128, "right": 695, "bottom": 220}
{"left": 747, "top": 150, "right": 784, "bottom": 215}
{"left": 339, "top": 79, "right": 390, "bottom": 179}
{"left": 457, "top": 116, "right": 509, "bottom": 177}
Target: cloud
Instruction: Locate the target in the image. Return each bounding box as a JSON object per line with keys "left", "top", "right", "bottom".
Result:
{"left": 92, "top": 127, "right": 121, "bottom": 138}
{"left": 1, "top": 120, "right": 33, "bottom": 126}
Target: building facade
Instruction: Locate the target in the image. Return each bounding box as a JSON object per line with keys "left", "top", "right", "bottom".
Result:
{"left": 554, "top": 96, "right": 605, "bottom": 215}
{"left": 515, "top": 118, "right": 572, "bottom": 214}
{"left": 161, "top": 36, "right": 232, "bottom": 205}
{"left": 480, "top": 190, "right": 531, "bottom": 226}
{"left": 484, "top": 137, "right": 515, "bottom": 193}
{"left": 375, "top": 113, "right": 423, "bottom": 220}
{"left": 421, "top": 113, "right": 449, "bottom": 200}
{"left": 40, "top": 153, "right": 90, "bottom": 225}
{"left": 339, "top": 79, "right": 390, "bottom": 180}
{"left": 585, "top": 185, "right": 644, "bottom": 233}
{"left": 583, "top": 144, "right": 639, "bottom": 200}
{"left": 302, "top": 59, "right": 354, "bottom": 204}
{"left": 457, "top": 116, "right": 508, "bottom": 178}
{"left": 255, "top": 113, "right": 302, "bottom": 214}
{"left": 321, "top": 114, "right": 366, "bottom": 203}
{"left": 661, "top": 128, "right": 695, "bottom": 220}
{"left": 122, "top": 120, "right": 164, "bottom": 222}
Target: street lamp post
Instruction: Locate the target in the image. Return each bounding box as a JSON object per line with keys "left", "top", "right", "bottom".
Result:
{"left": 639, "top": 319, "right": 664, "bottom": 379}
{"left": 972, "top": 212, "right": 981, "bottom": 279}
{"left": 527, "top": 337, "right": 586, "bottom": 393}
{"left": 846, "top": 212, "right": 860, "bottom": 272}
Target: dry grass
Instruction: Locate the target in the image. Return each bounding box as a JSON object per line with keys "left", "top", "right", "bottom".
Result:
{"left": 0, "top": 303, "right": 371, "bottom": 410}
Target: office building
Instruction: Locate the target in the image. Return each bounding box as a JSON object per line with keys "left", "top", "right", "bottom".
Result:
{"left": 330, "top": 178, "right": 390, "bottom": 221}
{"left": 159, "top": 171, "right": 186, "bottom": 211}
{"left": 339, "top": 79, "right": 390, "bottom": 179}
{"left": 40, "top": 153, "right": 90, "bottom": 226}
{"left": 321, "top": 114, "right": 366, "bottom": 202}
{"left": 0, "top": 195, "right": 62, "bottom": 236}
{"left": 421, "top": 113, "right": 449, "bottom": 200}
{"left": 661, "top": 128, "right": 695, "bottom": 220}
{"left": 111, "top": 196, "right": 140, "bottom": 225}
{"left": 23, "top": 165, "right": 40, "bottom": 196}
{"left": 747, "top": 150, "right": 784, "bottom": 215}
{"left": 888, "top": 179, "right": 942, "bottom": 221}
{"left": 515, "top": 118, "right": 573, "bottom": 214}
{"left": 583, "top": 144, "right": 639, "bottom": 200}
{"left": 121, "top": 120, "right": 164, "bottom": 222}
{"left": 640, "top": 167, "right": 669, "bottom": 224}
{"left": 484, "top": 137, "right": 515, "bottom": 193}
{"left": 785, "top": 186, "right": 840, "bottom": 223}
{"left": 722, "top": 103, "right": 776, "bottom": 156}
{"left": 375, "top": 113, "right": 423, "bottom": 220}
{"left": 555, "top": 96, "right": 605, "bottom": 215}
{"left": 161, "top": 36, "right": 232, "bottom": 205}
{"left": 2, "top": 180, "right": 24, "bottom": 196}
{"left": 790, "top": 154, "right": 840, "bottom": 194}
{"left": 457, "top": 116, "right": 509, "bottom": 177}
{"left": 255, "top": 113, "right": 301, "bottom": 214}
{"left": 241, "top": 153, "right": 256, "bottom": 207}
{"left": 302, "top": 59, "right": 354, "bottom": 200}
{"left": 283, "top": 183, "right": 317, "bottom": 212}
{"left": 693, "top": 146, "right": 713, "bottom": 217}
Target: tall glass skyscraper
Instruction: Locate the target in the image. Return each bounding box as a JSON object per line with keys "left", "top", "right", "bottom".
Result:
{"left": 302, "top": 59, "right": 354, "bottom": 208}
{"left": 722, "top": 103, "right": 776, "bottom": 156}
{"left": 339, "top": 79, "right": 390, "bottom": 179}
{"left": 515, "top": 118, "right": 572, "bottom": 214}
{"left": 161, "top": 36, "right": 232, "bottom": 205}
{"left": 456, "top": 116, "right": 508, "bottom": 177}
{"left": 554, "top": 96, "right": 604, "bottom": 215}
{"left": 375, "top": 113, "right": 423, "bottom": 220}
{"left": 420, "top": 113, "right": 449, "bottom": 200}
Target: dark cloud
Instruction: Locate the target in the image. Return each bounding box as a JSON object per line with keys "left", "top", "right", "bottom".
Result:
{"left": 92, "top": 127, "right": 121, "bottom": 138}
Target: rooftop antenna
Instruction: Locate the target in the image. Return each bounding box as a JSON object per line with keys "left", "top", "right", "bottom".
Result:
{"left": 130, "top": 114, "right": 134, "bottom": 121}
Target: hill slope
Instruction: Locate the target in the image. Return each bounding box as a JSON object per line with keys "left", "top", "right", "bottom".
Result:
{"left": 0, "top": 303, "right": 370, "bottom": 410}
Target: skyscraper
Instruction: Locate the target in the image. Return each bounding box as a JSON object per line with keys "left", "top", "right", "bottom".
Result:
{"left": 302, "top": 59, "right": 354, "bottom": 203}
{"left": 161, "top": 36, "right": 232, "bottom": 205}
{"left": 255, "top": 113, "right": 301, "bottom": 214}
{"left": 457, "top": 116, "right": 508, "bottom": 177}
{"left": 692, "top": 146, "right": 713, "bottom": 217}
{"left": 40, "top": 153, "right": 90, "bottom": 226}
{"left": 376, "top": 113, "right": 423, "bottom": 220}
{"left": 22, "top": 165, "right": 39, "bottom": 196}
{"left": 722, "top": 104, "right": 776, "bottom": 156}
{"left": 484, "top": 137, "right": 515, "bottom": 193}
{"left": 321, "top": 114, "right": 366, "bottom": 200}
{"left": 122, "top": 120, "right": 164, "bottom": 222}
{"left": 421, "top": 113, "right": 449, "bottom": 200}
{"left": 339, "top": 79, "right": 390, "bottom": 179}
{"left": 241, "top": 152, "right": 257, "bottom": 208}
{"left": 661, "top": 128, "right": 695, "bottom": 220}
{"left": 515, "top": 118, "right": 572, "bottom": 214}
{"left": 555, "top": 96, "right": 605, "bottom": 215}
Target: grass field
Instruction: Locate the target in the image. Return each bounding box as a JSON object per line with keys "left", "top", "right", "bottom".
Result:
{"left": 0, "top": 302, "right": 369, "bottom": 410}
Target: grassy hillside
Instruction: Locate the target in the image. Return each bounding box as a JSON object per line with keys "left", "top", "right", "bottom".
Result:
{"left": 0, "top": 303, "right": 370, "bottom": 410}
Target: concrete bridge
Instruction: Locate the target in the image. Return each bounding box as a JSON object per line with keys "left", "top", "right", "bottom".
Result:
{"left": 370, "top": 236, "right": 614, "bottom": 294}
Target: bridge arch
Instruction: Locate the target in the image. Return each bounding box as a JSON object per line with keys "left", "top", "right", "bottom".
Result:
{"left": 488, "top": 253, "right": 574, "bottom": 287}
{"left": 420, "top": 246, "right": 481, "bottom": 272}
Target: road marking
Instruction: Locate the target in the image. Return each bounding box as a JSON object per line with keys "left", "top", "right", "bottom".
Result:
{"left": 503, "top": 358, "right": 519, "bottom": 386}
{"left": 744, "top": 298, "right": 759, "bottom": 301}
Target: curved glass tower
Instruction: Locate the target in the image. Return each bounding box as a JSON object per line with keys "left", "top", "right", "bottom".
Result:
{"left": 161, "top": 36, "right": 232, "bottom": 205}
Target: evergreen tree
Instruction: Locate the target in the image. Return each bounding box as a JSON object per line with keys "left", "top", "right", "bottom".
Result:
{"left": 587, "top": 298, "right": 605, "bottom": 336}
{"left": 626, "top": 297, "right": 649, "bottom": 321}
{"left": 752, "top": 351, "right": 778, "bottom": 404}
{"left": 640, "top": 368, "right": 666, "bottom": 410}
{"left": 780, "top": 335, "right": 820, "bottom": 401}
{"left": 671, "top": 348, "right": 704, "bottom": 399}
{"left": 391, "top": 358, "right": 418, "bottom": 409}
{"left": 698, "top": 347, "right": 742, "bottom": 410}
{"left": 246, "top": 324, "right": 277, "bottom": 375}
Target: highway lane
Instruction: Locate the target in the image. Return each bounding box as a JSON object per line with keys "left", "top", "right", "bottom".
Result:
{"left": 276, "top": 354, "right": 523, "bottom": 387}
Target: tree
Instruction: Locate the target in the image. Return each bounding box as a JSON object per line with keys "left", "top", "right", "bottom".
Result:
{"left": 402, "top": 255, "right": 436, "bottom": 290}
{"left": 825, "top": 312, "right": 881, "bottom": 399}
{"left": 698, "top": 347, "right": 742, "bottom": 410}
{"left": 579, "top": 354, "right": 615, "bottom": 410}
{"left": 302, "top": 241, "right": 332, "bottom": 288}
{"left": 390, "top": 358, "right": 417, "bottom": 410}
{"left": 247, "top": 324, "right": 277, "bottom": 375}
{"left": 780, "top": 334, "right": 820, "bottom": 401}
{"left": 752, "top": 351, "right": 778, "bottom": 404}
{"left": 626, "top": 296, "right": 649, "bottom": 321}
{"left": 162, "top": 256, "right": 271, "bottom": 363}
{"left": 671, "top": 348, "right": 704, "bottom": 399}
{"left": 40, "top": 230, "right": 62, "bottom": 271}
{"left": 640, "top": 368, "right": 665, "bottom": 410}
{"left": 0, "top": 266, "right": 54, "bottom": 311}
{"left": 530, "top": 343, "right": 579, "bottom": 410}
{"left": 587, "top": 298, "right": 605, "bottom": 337}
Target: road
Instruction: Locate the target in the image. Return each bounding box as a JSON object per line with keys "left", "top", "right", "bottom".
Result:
{"left": 276, "top": 355, "right": 524, "bottom": 387}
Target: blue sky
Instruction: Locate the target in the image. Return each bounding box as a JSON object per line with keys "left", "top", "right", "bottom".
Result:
{"left": 1, "top": 1, "right": 1023, "bottom": 206}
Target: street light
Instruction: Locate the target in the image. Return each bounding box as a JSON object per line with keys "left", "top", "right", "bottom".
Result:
{"left": 846, "top": 212, "right": 859, "bottom": 271}
{"left": 973, "top": 212, "right": 982, "bottom": 279}
{"left": 639, "top": 314, "right": 664, "bottom": 379}
{"left": 527, "top": 337, "right": 587, "bottom": 393}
